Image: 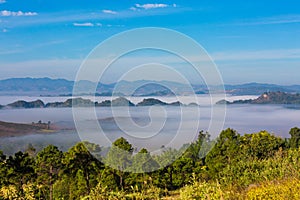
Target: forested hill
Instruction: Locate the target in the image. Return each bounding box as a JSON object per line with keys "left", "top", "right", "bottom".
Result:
{"left": 0, "top": 97, "right": 190, "bottom": 109}
{"left": 218, "top": 91, "right": 300, "bottom": 105}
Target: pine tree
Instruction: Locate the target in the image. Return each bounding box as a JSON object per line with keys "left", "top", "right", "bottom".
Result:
{"left": 290, "top": 127, "right": 300, "bottom": 149}
{"left": 35, "top": 145, "right": 63, "bottom": 200}
{"left": 105, "top": 137, "right": 133, "bottom": 190}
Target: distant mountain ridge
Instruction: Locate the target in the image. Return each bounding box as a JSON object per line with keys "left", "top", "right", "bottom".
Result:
{"left": 224, "top": 82, "right": 299, "bottom": 95}
{"left": 0, "top": 77, "right": 73, "bottom": 94}
{"left": 1, "top": 77, "right": 300, "bottom": 96}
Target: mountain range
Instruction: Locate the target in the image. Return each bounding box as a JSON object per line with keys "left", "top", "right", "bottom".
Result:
{"left": 1, "top": 77, "right": 300, "bottom": 96}
{"left": 1, "top": 97, "right": 192, "bottom": 109}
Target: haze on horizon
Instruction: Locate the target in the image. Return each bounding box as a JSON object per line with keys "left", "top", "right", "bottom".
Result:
{"left": 0, "top": 0, "right": 299, "bottom": 85}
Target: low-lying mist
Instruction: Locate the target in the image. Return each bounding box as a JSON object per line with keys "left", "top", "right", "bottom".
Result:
{"left": 0, "top": 95, "right": 299, "bottom": 155}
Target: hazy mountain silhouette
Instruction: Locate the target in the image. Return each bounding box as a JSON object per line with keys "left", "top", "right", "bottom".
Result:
{"left": 1, "top": 77, "right": 300, "bottom": 96}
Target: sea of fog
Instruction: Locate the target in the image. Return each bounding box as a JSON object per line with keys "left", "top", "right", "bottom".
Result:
{"left": 0, "top": 95, "right": 300, "bottom": 155}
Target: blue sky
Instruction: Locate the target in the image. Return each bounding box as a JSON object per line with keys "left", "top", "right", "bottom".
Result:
{"left": 0, "top": 0, "right": 300, "bottom": 84}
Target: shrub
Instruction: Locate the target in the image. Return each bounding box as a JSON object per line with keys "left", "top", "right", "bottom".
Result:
{"left": 179, "top": 175, "right": 230, "bottom": 200}
{"left": 246, "top": 178, "right": 300, "bottom": 199}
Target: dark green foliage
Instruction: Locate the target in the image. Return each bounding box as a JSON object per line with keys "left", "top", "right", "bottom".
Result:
{"left": 152, "top": 148, "right": 184, "bottom": 190}
{"left": 52, "top": 175, "right": 71, "bottom": 200}
{"left": 105, "top": 137, "right": 133, "bottom": 190}
{"left": 62, "top": 142, "right": 103, "bottom": 197}
{"left": 105, "top": 137, "right": 133, "bottom": 173}
{"left": 0, "top": 151, "right": 7, "bottom": 187}
{"left": 239, "top": 131, "right": 285, "bottom": 159}
{"left": 6, "top": 151, "right": 35, "bottom": 194}
{"left": 205, "top": 128, "right": 240, "bottom": 177}
{"left": 131, "top": 148, "right": 160, "bottom": 173}
{"left": 205, "top": 129, "right": 285, "bottom": 179}
{"left": 171, "top": 156, "right": 194, "bottom": 188}
{"left": 1, "top": 128, "right": 300, "bottom": 199}
{"left": 35, "top": 145, "right": 63, "bottom": 200}
{"left": 290, "top": 127, "right": 300, "bottom": 148}
{"left": 183, "top": 131, "right": 213, "bottom": 163}
{"left": 98, "top": 167, "right": 120, "bottom": 190}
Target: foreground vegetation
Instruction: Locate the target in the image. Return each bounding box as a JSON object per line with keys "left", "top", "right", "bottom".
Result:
{"left": 1, "top": 127, "right": 300, "bottom": 199}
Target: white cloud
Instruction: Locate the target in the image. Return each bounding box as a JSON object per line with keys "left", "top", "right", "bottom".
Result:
{"left": 2, "top": 28, "right": 8, "bottom": 32}
{"left": 236, "top": 15, "right": 300, "bottom": 26}
{"left": 135, "top": 3, "right": 168, "bottom": 9}
{"left": 129, "top": 3, "right": 177, "bottom": 11}
{"left": 0, "top": 10, "right": 38, "bottom": 17}
{"left": 73, "top": 22, "right": 103, "bottom": 27}
{"left": 131, "top": 3, "right": 177, "bottom": 10}
{"left": 106, "top": 24, "right": 124, "bottom": 27}
{"left": 102, "top": 9, "right": 117, "bottom": 14}
{"left": 0, "top": 0, "right": 6, "bottom": 4}
{"left": 73, "top": 22, "right": 94, "bottom": 27}
{"left": 130, "top": 7, "right": 138, "bottom": 11}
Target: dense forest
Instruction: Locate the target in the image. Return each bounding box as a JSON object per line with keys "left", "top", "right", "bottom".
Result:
{"left": 1, "top": 127, "right": 300, "bottom": 199}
